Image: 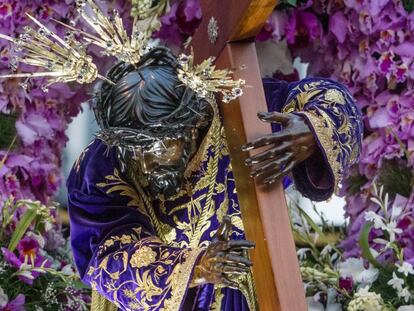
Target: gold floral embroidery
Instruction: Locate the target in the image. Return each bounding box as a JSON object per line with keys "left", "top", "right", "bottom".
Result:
{"left": 324, "top": 89, "right": 345, "bottom": 104}
{"left": 299, "top": 110, "right": 341, "bottom": 192}
{"left": 120, "top": 234, "right": 132, "bottom": 244}
{"left": 282, "top": 81, "right": 358, "bottom": 194}
{"left": 130, "top": 246, "right": 157, "bottom": 268}
{"left": 96, "top": 168, "right": 147, "bottom": 216}
{"left": 160, "top": 248, "right": 204, "bottom": 311}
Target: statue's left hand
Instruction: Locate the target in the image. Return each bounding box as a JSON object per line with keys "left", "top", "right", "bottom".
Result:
{"left": 242, "top": 111, "right": 317, "bottom": 185}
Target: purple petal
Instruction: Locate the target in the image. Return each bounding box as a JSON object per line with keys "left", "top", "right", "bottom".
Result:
{"left": 1, "top": 247, "right": 22, "bottom": 269}
{"left": 329, "top": 11, "right": 348, "bottom": 43}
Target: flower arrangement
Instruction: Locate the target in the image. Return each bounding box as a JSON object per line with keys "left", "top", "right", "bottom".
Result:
{"left": 292, "top": 184, "right": 414, "bottom": 310}
{"left": 0, "top": 197, "right": 89, "bottom": 311}
{"left": 0, "top": 1, "right": 132, "bottom": 309}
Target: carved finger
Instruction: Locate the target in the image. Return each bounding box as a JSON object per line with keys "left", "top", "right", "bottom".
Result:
{"left": 226, "top": 240, "right": 255, "bottom": 251}
{"left": 263, "top": 160, "right": 296, "bottom": 185}
{"left": 221, "top": 264, "right": 251, "bottom": 275}
{"left": 220, "top": 253, "right": 252, "bottom": 267}
{"left": 257, "top": 111, "right": 290, "bottom": 125}
{"left": 221, "top": 275, "right": 239, "bottom": 289}
{"left": 215, "top": 216, "right": 232, "bottom": 242}
{"left": 251, "top": 153, "right": 293, "bottom": 179}
{"left": 242, "top": 131, "right": 293, "bottom": 151}
{"left": 245, "top": 141, "right": 292, "bottom": 166}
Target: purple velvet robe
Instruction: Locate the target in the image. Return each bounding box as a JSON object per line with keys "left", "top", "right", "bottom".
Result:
{"left": 67, "top": 78, "right": 362, "bottom": 310}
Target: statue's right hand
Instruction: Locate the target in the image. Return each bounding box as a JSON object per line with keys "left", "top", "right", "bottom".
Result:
{"left": 190, "top": 217, "right": 255, "bottom": 289}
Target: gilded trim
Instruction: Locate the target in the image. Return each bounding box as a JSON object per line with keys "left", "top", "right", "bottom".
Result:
{"left": 161, "top": 248, "right": 204, "bottom": 311}
{"left": 298, "top": 110, "right": 341, "bottom": 193}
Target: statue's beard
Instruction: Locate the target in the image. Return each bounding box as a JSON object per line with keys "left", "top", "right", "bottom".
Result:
{"left": 147, "top": 167, "right": 183, "bottom": 199}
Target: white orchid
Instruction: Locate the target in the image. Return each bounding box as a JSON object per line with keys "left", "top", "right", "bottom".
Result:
{"left": 306, "top": 290, "right": 342, "bottom": 311}
{"left": 398, "top": 306, "right": 414, "bottom": 311}
{"left": 338, "top": 258, "right": 379, "bottom": 287}
{"left": 399, "top": 287, "right": 413, "bottom": 303}
{"left": 387, "top": 272, "right": 405, "bottom": 291}
{"left": 397, "top": 262, "right": 414, "bottom": 277}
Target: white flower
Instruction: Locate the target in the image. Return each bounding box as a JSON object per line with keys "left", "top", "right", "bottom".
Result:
{"left": 385, "top": 220, "right": 403, "bottom": 242}
{"left": 364, "top": 211, "right": 386, "bottom": 230}
{"left": 297, "top": 248, "right": 311, "bottom": 261}
{"left": 387, "top": 272, "right": 404, "bottom": 291}
{"left": 338, "top": 258, "right": 379, "bottom": 287}
{"left": 43, "top": 220, "right": 53, "bottom": 232}
{"left": 397, "top": 262, "right": 414, "bottom": 277}
{"left": 16, "top": 270, "right": 34, "bottom": 280}
{"left": 306, "top": 292, "right": 342, "bottom": 311}
{"left": 306, "top": 296, "right": 324, "bottom": 311}
{"left": 398, "top": 305, "right": 414, "bottom": 311}
{"left": 61, "top": 264, "right": 74, "bottom": 276}
{"left": 347, "top": 287, "right": 384, "bottom": 311}
{"left": 320, "top": 244, "right": 333, "bottom": 257}
{"left": 0, "top": 286, "right": 8, "bottom": 308}
{"left": 399, "top": 287, "right": 413, "bottom": 303}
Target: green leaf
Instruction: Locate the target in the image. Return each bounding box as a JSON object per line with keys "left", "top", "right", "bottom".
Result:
{"left": 8, "top": 207, "right": 38, "bottom": 251}
{"left": 358, "top": 222, "right": 382, "bottom": 268}
{"left": 403, "top": 0, "right": 414, "bottom": 12}
{"left": 0, "top": 114, "right": 17, "bottom": 150}
{"left": 297, "top": 205, "right": 324, "bottom": 236}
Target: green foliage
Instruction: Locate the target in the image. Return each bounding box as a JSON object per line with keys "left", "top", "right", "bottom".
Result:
{"left": 0, "top": 113, "right": 17, "bottom": 150}
{"left": 347, "top": 173, "right": 368, "bottom": 195}
{"left": 370, "top": 268, "right": 400, "bottom": 306}
{"left": 378, "top": 159, "right": 413, "bottom": 198}
{"left": 359, "top": 222, "right": 382, "bottom": 268}
{"left": 0, "top": 251, "right": 89, "bottom": 311}
{"left": 403, "top": 0, "right": 414, "bottom": 12}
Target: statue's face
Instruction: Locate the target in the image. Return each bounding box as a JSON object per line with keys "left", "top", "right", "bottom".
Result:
{"left": 128, "top": 128, "right": 198, "bottom": 199}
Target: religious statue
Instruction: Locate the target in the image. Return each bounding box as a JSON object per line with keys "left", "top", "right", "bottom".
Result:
{"left": 0, "top": 1, "right": 363, "bottom": 310}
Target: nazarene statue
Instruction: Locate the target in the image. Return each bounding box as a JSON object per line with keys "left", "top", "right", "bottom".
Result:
{"left": 0, "top": 1, "right": 363, "bottom": 310}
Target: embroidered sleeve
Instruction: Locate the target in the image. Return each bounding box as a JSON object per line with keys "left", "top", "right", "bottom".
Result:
{"left": 85, "top": 228, "right": 203, "bottom": 311}
{"left": 282, "top": 78, "right": 363, "bottom": 200}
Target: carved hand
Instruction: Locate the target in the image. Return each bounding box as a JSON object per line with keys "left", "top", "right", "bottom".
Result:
{"left": 190, "top": 216, "right": 255, "bottom": 289}
{"left": 242, "top": 111, "right": 317, "bottom": 185}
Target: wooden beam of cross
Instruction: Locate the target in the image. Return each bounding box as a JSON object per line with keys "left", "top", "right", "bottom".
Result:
{"left": 190, "top": 1, "right": 307, "bottom": 310}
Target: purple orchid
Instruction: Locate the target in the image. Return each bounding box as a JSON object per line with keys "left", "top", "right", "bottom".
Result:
{"left": 285, "top": 9, "right": 322, "bottom": 48}
{"left": 0, "top": 294, "right": 25, "bottom": 311}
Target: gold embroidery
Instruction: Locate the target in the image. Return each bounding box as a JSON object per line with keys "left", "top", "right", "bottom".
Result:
{"left": 299, "top": 111, "right": 341, "bottom": 193}
{"left": 282, "top": 81, "right": 357, "bottom": 195}
{"left": 96, "top": 168, "right": 147, "bottom": 216}
{"left": 324, "top": 89, "right": 345, "bottom": 104}
{"left": 160, "top": 248, "right": 203, "bottom": 311}
{"left": 130, "top": 246, "right": 157, "bottom": 268}
{"left": 210, "top": 287, "right": 224, "bottom": 311}
{"left": 91, "top": 290, "right": 118, "bottom": 311}
{"left": 74, "top": 141, "right": 94, "bottom": 172}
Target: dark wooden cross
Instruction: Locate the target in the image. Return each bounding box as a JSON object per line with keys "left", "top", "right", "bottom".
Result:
{"left": 190, "top": 1, "right": 307, "bottom": 310}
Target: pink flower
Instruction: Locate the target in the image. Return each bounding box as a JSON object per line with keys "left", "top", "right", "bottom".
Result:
{"left": 329, "top": 11, "right": 348, "bottom": 43}
{"left": 16, "top": 237, "right": 39, "bottom": 258}
{"left": 0, "top": 294, "right": 25, "bottom": 311}
{"left": 286, "top": 10, "right": 322, "bottom": 48}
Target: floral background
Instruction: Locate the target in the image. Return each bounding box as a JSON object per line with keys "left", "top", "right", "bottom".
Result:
{"left": 1, "top": 0, "right": 414, "bottom": 310}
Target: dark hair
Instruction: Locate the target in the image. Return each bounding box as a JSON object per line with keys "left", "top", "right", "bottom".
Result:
{"left": 94, "top": 47, "right": 211, "bottom": 137}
